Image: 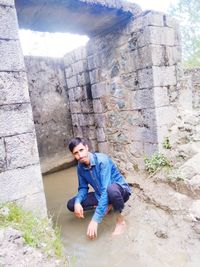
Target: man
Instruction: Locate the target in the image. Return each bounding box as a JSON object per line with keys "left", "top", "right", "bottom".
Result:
{"left": 67, "top": 137, "right": 131, "bottom": 240}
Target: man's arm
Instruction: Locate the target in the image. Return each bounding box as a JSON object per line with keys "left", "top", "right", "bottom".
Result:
{"left": 87, "top": 158, "right": 112, "bottom": 239}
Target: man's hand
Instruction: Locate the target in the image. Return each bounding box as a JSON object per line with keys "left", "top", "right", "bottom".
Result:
{"left": 74, "top": 203, "right": 84, "bottom": 218}
{"left": 87, "top": 220, "right": 98, "bottom": 240}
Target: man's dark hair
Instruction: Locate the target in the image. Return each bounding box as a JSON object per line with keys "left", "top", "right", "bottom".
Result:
{"left": 68, "top": 137, "right": 87, "bottom": 152}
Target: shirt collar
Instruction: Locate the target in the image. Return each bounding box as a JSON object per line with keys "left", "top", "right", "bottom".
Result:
{"left": 82, "top": 152, "right": 96, "bottom": 170}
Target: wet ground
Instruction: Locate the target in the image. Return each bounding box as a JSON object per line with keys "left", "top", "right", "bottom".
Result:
{"left": 43, "top": 167, "right": 197, "bottom": 267}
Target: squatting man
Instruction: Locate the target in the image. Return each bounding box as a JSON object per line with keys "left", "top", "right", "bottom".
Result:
{"left": 67, "top": 137, "right": 131, "bottom": 240}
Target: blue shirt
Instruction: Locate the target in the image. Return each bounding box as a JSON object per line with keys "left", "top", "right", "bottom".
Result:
{"left": 75, "top": 152, "right": 131, "bottom": 223}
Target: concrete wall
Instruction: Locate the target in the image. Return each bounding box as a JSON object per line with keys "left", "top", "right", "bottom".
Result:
{"left": 0, "top": 0, "right": 46, "bottom": 215}
{"left": 24, "top": 56, "right": 74, "bottom": 174}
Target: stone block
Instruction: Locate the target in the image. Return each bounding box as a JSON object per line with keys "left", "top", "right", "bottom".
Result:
{"left": 130, "top": 125, "right": 157, "bottom": 143}
{"left": 155, "top": 106, "right": 177, "bottom": 126}
{"left": 0, "top": 104, "right": 34, "bottom": 137}
{"left": 0, "top": 164, "right": 44, "bottom": 202}
{"left": 153, "top": 87, "right": 170, "bottom": 107}
{"left": 78, "top": 114, "right": 87, "bottom": 126}
{"left": 153, "top": 66, "right": 176, "bottom": 87}
{"left": 91, "top": 82, "right": 106, "bottom": 99}
{"left": 156, "top": 125, "right": 171, "bottom": 150}
{"left": 77, "top": 72, "right": 90, "bottom": 86}
{"left": 89, "top": 69, "right": 101, "bottom": 84}
{"left": 131, "top": 89, "right": 154, "bottom": 109}
{"left": 72, "top": 126, "right": 83, "bottom": 137}
{"left": 66, "top": 75, "right": 77, "bottom": 88}
{"left": 72, "top": 60, "right": 88, "bottom": 75}
{"left": 94, "top": 113, "right": 106, "bottom": 128}
{"left": 5, "top": 133, "right": 39, "bottom": 170}
{"left": 69, "top": 101, "right": 82, "bottom": 113}
{"left": 147, "top": 26, "right": 176, "bottom": 46}
{"left": 68, "top": 88, "right": 75, "bottom": 101}
{"left": 0, "top": 72, "right": 30, "bottom": 105}
{"left": 0, "top": 0, "right": 14, "bottom": 6}
{"left": 65, "top": 66, "right": 73, "bottom": 78}
{"left": 143, "top": 12, "right": 164, "bottom": 27}
{"left": 165, "top": 46, "right": 182, "bottom": 65}
{"left": 93, "top": 99, "right": 103, "bottom": 113}
{"left": 96, "top": 127, "right": 106, "bottom": 142}
{"left": 98, "top": 141, "right": 109, "bottom": 154}
{"left": 138, "top": 68, "right": 154, "bottom": 89}
{"left": 87, "top": 114, "right": 95, "bottom": 126}
{"left": 16, "top": 191, "right": 47, "bottom": 217}
{"left": 81, "top": 99, "right": 93, "bottom": 113}
{"left": 74, "top": 86, "right": 83, "bottom": 101}
{"left": 144, "top": 142, "right": 158, "bottom": 157}
{"left": 0, "top": 138, "right": 6, "bottom": 172}
{"left": 63, "top": 51, "right": 76, "bottom": 67}
{"left": 71, "top": 113, "right": 79, "bottom": 126}
{"left": 73, "top": 46, "right": 87, "bottom": 61}
{"left": 0, "top": 6, "right": 18, "bottom": 39}
{"left": 0, "top": 40, "right": 24, "bottom": 71}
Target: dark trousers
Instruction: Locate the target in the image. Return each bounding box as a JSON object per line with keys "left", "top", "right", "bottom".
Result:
{"left": 67, "top": 183, "right": 130, "bottom": 213}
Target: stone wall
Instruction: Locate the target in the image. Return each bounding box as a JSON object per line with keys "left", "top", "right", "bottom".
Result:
{"left": 64, "top": 10, "right": 182, "bottom": 174}
{"left": 24, "top": 56, "right": 74, "bottom": 174}
{"left": 0, "top": 0, "right": 46, "bottom": 215}
{"left": 184, "top": 68, "right": 200, "bottom": 109}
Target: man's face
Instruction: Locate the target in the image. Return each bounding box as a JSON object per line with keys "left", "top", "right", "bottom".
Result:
{"left": 72, "top": 143, "right": 90, "bottom": 165}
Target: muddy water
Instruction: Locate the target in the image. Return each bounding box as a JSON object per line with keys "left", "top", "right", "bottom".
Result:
{"left": 43, "top": 167, "right": 190, "bottom": 267}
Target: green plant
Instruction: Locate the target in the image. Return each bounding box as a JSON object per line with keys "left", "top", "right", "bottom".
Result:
{"left": 162, "top": 137, "right": 172, "bottom": 149}
{"left": 144, "top": 153, "right": 172, "bottom": 174}
{"left": 0, "top": 202, "right": 63, "bottom": 258}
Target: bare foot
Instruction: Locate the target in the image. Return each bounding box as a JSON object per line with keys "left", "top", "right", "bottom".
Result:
{"left": 112, "top": 221, "right": 126, "bottom": 236}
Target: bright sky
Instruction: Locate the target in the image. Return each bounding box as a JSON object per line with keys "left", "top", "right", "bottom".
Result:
{"left": 19, "top": 0, "right": 178, "bottom": 57}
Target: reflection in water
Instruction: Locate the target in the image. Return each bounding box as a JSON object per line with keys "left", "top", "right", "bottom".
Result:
{"left": 43, "top": 167, "right": 189, "bottom": 267}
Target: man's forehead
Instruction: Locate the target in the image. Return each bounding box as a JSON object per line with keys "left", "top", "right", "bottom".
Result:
{"left": 72, "top": 143, "right": 87, "bottom": 152}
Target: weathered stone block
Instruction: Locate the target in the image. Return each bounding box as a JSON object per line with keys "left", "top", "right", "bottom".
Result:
{"left": 165, "top": 46, "right": 182, "bottom": 65}
{"left": 63, "top": 51, "right": 76, "bottom": 67}
{"left": 147, "top": 26, "right": 176, "bottom": 46}
{"left": 153, "top": 87, "right": 170, "bottom": 107}
{"left": 69, "top": 101, "right": 82, "bottom": 113}
{"left": 0, "top": 104, "right": 34, "bottom": 137}
{"left": 94, "top": 113, "right": 106, "bottom": 128}
{"left": 0, "top": 40, "right": 24, "bottom": 71}
{"left": 72, "top": 60, "right": 88, "bottom": 75}
{"left": 138, "top": 68, "right": 154, "bottom": 89}
{"left": 0, "top": 6, "right": 18, "bottom": 39}
{"left": 93, "top": 99, "right": 103, "bottom": 113}
{"left": 81, "top": 99, "right": 93, "bottom": 113}
{"left": 77, "top": 72, "right": 90, "bottom": 86}
{"left": 78, "top": 114, "right": 87, "bottom": 126}
{"left": 66, "top": 75, "right": 77, "bottom": 88}
{"left": 68, "top": 88, "right": 75, "bottom": 101}
{"left": 98, "top": 141, "right": 109, "bottom": 154}
{"left": 0, "top": 0, "right": 14, "bottom": 6}
{"left": 0, "top": 138, "right": 6, "bottom": 172}
{"left": 74, "top": 86, "right": 83, "bottom": 101}
{"left": 144, "top": 142, "right": 158, "bottom": 157}
{"left": 65, "top": 66, "right": 73, "bottom": 78}
{"left": 89, "top": 69, "right": 101, "bottom": 84}
{"left": 0, "top": 164, "right": 44, "bottom": 202}
{"left": 87, "top": 114, "right": 95, "bottom": 126}
{"left": 16, "top": 191, "right": 47, "bottom": 217}
{"left": 91, "top": 82, "right": 106, "bottom": 99}
{"left": 5, "top": 133, "right": 39, "bottom": 170}
{"left": 153, "top": 66, "right": 176, "bottom": 87}
{"left": 143, "top": 12, "right": 164, "bottom": 27}
{"left": 71, "top": 113, "right": 79, "bottom": 126}
{"left": 72, "top": 125, "right": 83, "bottom": 137}
{"left": 156, "top": 106, "right": 177, "bottom": 126}
{"left": 73, "top": 46, "right": 87, "bottom": 61}
{"left": 0, "top": 72, "right": 30, "bottom": 105}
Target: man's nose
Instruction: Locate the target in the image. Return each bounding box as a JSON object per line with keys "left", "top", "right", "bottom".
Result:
{"left": 78, "top": 151, "right": 83, "bottom": 158}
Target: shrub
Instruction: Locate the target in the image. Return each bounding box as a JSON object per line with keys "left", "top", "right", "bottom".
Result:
{"left": 144, "top": 153, "right": 172, "bottom": 174}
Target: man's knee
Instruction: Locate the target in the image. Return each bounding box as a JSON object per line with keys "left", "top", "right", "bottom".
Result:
{"left": 107, "top": 184, "right": 121, "bottom": 200}
{"left": 67, "top": 199, "right": 75, "bottom": 212}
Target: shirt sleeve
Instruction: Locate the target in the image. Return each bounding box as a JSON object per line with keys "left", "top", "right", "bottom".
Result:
{"left": 75, "top": 168, "right": 89, "bottom": 204}
{"left": 92, "top": 158, "right": 111, "bottom": 223}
